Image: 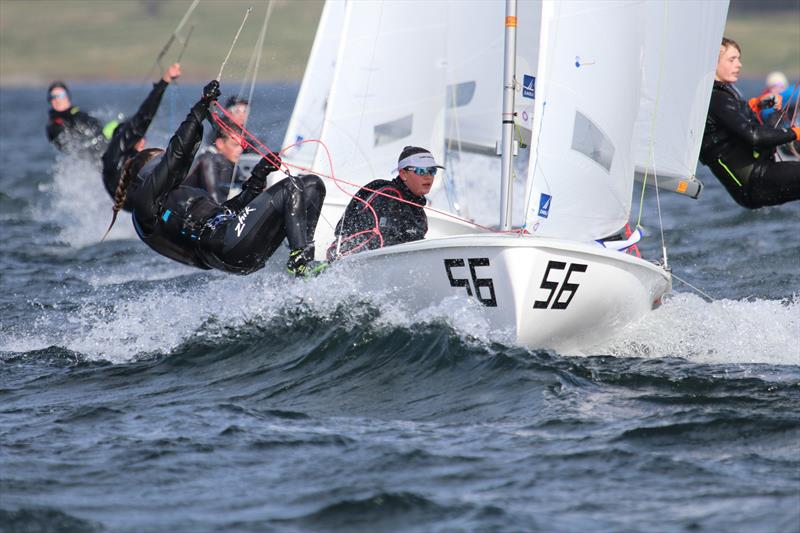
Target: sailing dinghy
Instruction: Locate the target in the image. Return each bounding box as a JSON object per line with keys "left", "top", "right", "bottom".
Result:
{"left": 280, "top": 0, "right": 728, "bottom": 352}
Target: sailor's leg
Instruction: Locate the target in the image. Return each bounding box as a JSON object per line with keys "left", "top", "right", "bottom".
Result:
{"left": 747, "top": 161, "right": 800, "bottom": 207}
{"left": 299, "top": 174, "right": 326, "bottom": 242}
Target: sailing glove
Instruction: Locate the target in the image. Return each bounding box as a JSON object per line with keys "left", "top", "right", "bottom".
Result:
{"left": 202, "top": 80, "right": 221, "bottom": 103}
{"left": 252, "top": 153, "right": 282, "bottom": 179}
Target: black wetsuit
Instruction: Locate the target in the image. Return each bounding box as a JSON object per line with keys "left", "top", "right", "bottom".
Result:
{"left": 101, "top": 80, "right": 169, "bottom": 208}
{"left": 327, "top": 177, "right": 427, "bottom": 259}
{"left": 183, "top": 149, "right": 240, "bottom": 204}
{"left": 700, "top": 81, "right": 800, "bottom": 208}
{"left": 127, "top": 97, "right": 326, "bottom": 275}
{"left": 46, "top": 106, "right": 107, "bottom": 159}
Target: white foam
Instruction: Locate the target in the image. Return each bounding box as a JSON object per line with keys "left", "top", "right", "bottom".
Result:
{"left": 3, "top": 261, "right": 797, "bottom": 366}
{"left": 40, "top": 155, "right": 138, "bottom": 247}
{"left": 588, "top": 292, "right": 800, "bottom": 365}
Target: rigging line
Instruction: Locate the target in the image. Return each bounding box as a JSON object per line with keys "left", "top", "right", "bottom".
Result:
{"left": 445, "top": 77, "right": 465, "bottom": 216}
{"left": 218, "top": 7, "right": 253, "bottom": 81}
{"left": 176, "top": 24, "right": 195, "bottom": 63}
{"left": 636, "top": 0, "right": 670, "bottom": 269}
{"left": 211, "top": 102, "right": 520, "bottom": 235}
{"left": 230, "top": 1, "right": 273, "bottom": 198}
{"left": 671, "top": 272, "right": 715, "bottom": 302}
{"left": 770, "top": 76, "right": 800, "bottom": 126}
{"left": 336, "top": 3, "right": 386, "bottom": 237}
{"left": 141, "top": 0, "right": 200, "bottom": 85}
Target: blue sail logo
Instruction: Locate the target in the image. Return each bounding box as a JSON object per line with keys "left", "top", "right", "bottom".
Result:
{"left": 522, "top": 75, "right": 535, "bottom": 99}
{"left": 538, "top": 193, "right": 551, "bottom": 218}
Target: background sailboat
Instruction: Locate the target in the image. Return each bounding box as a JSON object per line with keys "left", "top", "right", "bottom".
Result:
{"left": 280, "top": 0, "right": 728, "bottom": 351}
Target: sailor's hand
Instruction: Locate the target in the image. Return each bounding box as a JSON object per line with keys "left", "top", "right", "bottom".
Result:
{"left": 202, "top": 80, "right": 221, "bottom": 103}
{"left": 252, "top": 153, "right": 282, "bottom": 179}
{"left": 163, "top": 63, "right": 182, "bottom": 83}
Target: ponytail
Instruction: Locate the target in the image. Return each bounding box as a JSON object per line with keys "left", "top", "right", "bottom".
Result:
{"left": 102, "top": 148, "right": 164, "bottom": 241}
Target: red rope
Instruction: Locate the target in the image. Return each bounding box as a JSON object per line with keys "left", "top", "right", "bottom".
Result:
{"left": 211, "top": 101, "right": 508, "bottom": 235}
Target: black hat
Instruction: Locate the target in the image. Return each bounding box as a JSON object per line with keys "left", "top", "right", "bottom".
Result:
{"left": 47, "top": 81, "right": 70, "bottom": 102}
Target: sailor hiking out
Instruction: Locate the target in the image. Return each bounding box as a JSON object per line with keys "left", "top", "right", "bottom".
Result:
{"left": 105, "top": 81, "right": 327, "bottom": 278}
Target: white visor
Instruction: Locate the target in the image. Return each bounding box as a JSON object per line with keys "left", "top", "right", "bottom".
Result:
{"left": 393, "top": 152, "right": 444, "bottom": 173}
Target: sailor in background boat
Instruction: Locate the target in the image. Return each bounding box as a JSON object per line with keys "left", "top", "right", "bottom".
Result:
{"left": 203, "top": 96, "right": 257, "bottom": 155}
{"left": 101, "top": 63, "right": 182, "bottom": 210}
{"left": 183, "top": 117, "right": 245, "bottom": 204}
{"left": 46, "top": 81, "right": 108, "bottom": 159}
{"left": 699, "top": 37, "right": 800, "bottom": 209}
{"left": 104, "top": 81, "right": 327, "bottom": 278}
{"left": 327, "top": 146, "right": 442, "bottom": 260}
{"left": 755, "top": 71, "right": 798, "bottom": 128}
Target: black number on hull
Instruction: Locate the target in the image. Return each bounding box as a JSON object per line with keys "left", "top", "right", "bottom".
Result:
{"left": 444, "top": 258, "right": 472, "bottom": 296}
{"left": 468, "top": 258, "right": 497, "bottom": 307}
{"left": 443, "top": 258, "right": 497, "bottom": 307}
{"left": 534, "top": 260, "right": 588, "bottom": 310}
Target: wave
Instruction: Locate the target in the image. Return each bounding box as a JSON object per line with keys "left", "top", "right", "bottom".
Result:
{"left": 591, "top": 292, "right": 800, "bottom": 365}
{"left": 1, "top": 259, "right": 798, "bottom": 369}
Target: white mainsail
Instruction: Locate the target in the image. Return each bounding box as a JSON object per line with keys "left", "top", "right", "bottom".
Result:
{"left": 524, "top": 0, "right": 645, "bottom": 241}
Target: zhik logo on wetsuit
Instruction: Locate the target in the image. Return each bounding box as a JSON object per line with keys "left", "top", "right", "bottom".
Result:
{"left": 235, "top": 207, "right": 255, "bottom": 237}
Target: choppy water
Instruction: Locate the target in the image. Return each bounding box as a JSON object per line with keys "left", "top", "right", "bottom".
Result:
{"left": 1, "top": 82, "right": 798, "bottom": 533}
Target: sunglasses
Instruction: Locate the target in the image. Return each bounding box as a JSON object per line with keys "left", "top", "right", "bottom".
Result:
{"left": 49, "top": 91, "right": 68, "bottom": 100}
{"left": 404, "top": 166, "right": 438, "bottom": 176}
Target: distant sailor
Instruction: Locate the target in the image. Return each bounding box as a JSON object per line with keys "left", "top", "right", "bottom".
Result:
{"left": 183, "top": 120, "right": 245, "bottom": 204}
{"left": 699, "top": 38, "right": 800, "bottom": 209}
{"left": 754, "top": 71, "right": 798, "bottom": 128}
{"left": 101, "top": 63, "right": 181, "bottom": 209}
{"left": 105, "top": 81, "right": 327, "bottom": 278}
{"left": 46, "top": 81, "right": 108, "bottom": 159}
{"left": 327, "top": 146, "right": 442, "bottom": 260}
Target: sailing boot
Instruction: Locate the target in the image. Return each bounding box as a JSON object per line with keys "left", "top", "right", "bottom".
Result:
{"left": 286, "top": 246, "right": 328, "bottom": 278}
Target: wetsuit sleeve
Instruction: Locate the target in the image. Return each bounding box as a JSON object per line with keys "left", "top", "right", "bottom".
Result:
{"left": 134, "top": 99, "right": 208, "bottom": 231}
{"left": 709, "top": 90, "right": 796, "bottom": 149}
{"left": 115, "top": 80, "right": 170, "bottom": 155}
{"left": 222, "top": 175, "right": 260, "bottom": 212}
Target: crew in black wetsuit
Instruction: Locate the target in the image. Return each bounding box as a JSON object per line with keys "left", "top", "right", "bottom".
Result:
{"left": 102, "top": 63, "right": 181, "bottom": 209}
{"left": 327, "top": 146, "right": 442, "bottom": 260}
{"left": 106, "top": 81, "right": 327, "bottom": 277}
{"left": 46, "top": 81, "right": 108, "bottom": 159}
{"left": 183, "top": 120, "right": 244, "bottom": 203}
{"left": 699, "top": 38, "right": 800, "bottom": 209}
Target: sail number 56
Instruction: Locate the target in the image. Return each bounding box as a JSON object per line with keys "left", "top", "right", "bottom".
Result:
{"left": 443, "top": 258, "right": 497, "bottom": 307}
{"left": 533, "top": 260, "right": 588, "bottom": 310}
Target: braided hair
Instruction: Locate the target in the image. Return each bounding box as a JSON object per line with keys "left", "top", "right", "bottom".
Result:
{"left": 102, "top": 148, "right": 164, "bottom": 241}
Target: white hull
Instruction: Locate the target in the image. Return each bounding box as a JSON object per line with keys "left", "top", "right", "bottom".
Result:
{"left": 331, "top": 234, "right": 671, "bottom": 352}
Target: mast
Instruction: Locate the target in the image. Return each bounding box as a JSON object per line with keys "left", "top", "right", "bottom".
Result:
{"left": 499, "top": 0, "right": 518, "bottom": 230}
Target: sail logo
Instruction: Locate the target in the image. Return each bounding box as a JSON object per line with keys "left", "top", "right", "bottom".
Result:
{"left": 235, "top": 206, "right": 255, "bottom": 237}
{"left": 523, "top": 75, "right": 535, "bottom": 99}
{"left": 538, "top": 193, "right": 551, "bottom": 218}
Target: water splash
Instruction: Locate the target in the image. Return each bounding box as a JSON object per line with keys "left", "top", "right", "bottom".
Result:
{"left": 590, "top": 292, "right": 800, "bottom": 365}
